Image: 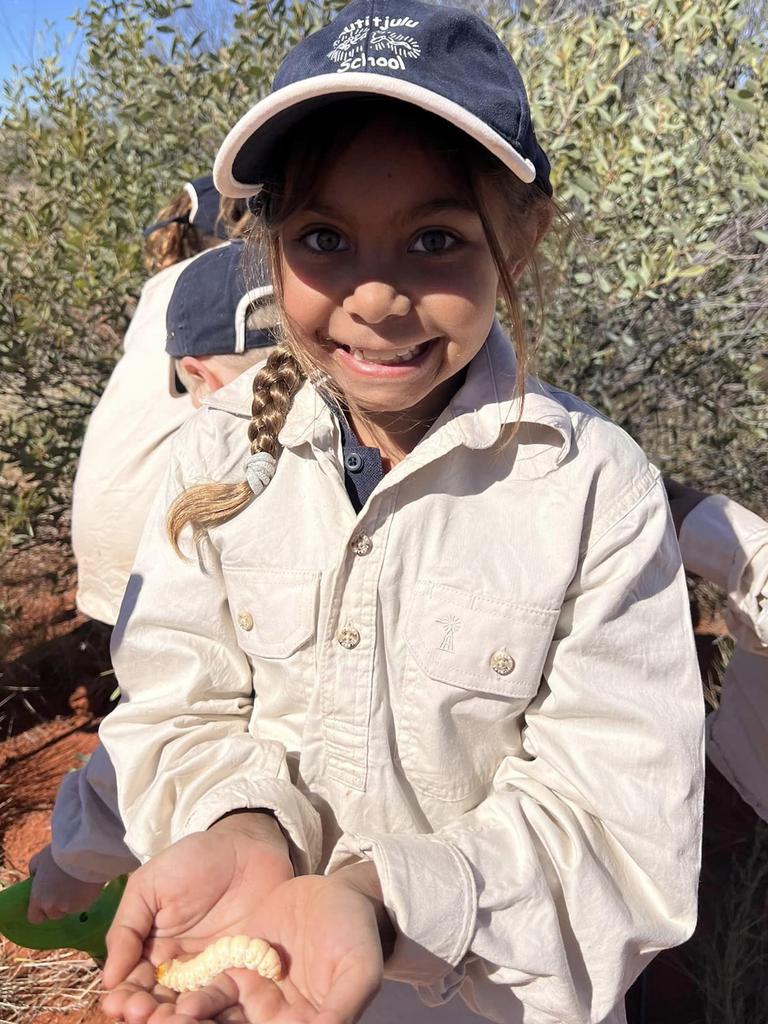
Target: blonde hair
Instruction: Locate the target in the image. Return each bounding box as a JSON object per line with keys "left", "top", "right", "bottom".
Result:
{"left": 168, "top": 99, "right": 556, "bottom": 553}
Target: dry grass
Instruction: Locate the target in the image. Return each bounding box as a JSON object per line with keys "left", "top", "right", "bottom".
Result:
{"left": 0, "top": 947, "right": 101, "bottom": 1024}
{"left": 0, "top": 867, "right": 102, "bottom": 1024}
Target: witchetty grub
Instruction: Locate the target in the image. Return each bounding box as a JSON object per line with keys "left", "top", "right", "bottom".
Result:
{"left": 156, "top": 934, "right": 283, "bottom": 992}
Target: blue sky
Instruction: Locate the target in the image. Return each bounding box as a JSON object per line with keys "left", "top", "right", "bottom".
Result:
{"left": 0, "top": 0, "right": 83, "bottom": 86}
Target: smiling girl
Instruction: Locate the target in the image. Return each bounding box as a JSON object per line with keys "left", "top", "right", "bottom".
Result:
{"left": 98, "top": 3, "right": 704, "bottom": 1023}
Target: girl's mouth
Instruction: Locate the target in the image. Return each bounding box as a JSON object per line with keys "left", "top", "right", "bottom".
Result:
{"left": 330, "top": 338, "right": 435, "bottom": 372}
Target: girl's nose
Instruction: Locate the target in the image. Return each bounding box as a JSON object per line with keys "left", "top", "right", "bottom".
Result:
{"left": 342, "top": 282, "right": 412, "bottom": 324}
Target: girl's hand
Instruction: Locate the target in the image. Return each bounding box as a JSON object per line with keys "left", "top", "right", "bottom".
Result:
{"left": 165, "top": 866, "right": 393, "bottom": 1024}
{"left": 102, "top": 812, "right": 294, "bottom": 1023}
{"left": 27, "top": 844, "right": 105, "bottom": 922}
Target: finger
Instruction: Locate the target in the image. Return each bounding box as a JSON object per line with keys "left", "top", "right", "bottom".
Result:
{"left": 174, "top": 972, "right": 247, "bottom": 1020}
{"left": 28, "top": 851, "right": 41, "bottom": 874}
{"left": 103, "top": 880, "right": 157, "bottom": 988}
{"left": 178, "top": 970, "right": 287, "bottom": 1023}
{"left": 144, "top": 1004, "right": 218, "bottom": 1024}
{"left": 113, "top": 987, "right": 161, "bottom": 1024}
{"left": 25, "top": 901, "right": 48, "bottom": 924}
{"left": 101, "top": 962, "right": 170, "bottom": 1018}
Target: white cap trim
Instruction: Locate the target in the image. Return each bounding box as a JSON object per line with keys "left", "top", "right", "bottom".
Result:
{"left": 183, "top": 181, "right": 200, "bottom": 222}
{"left": 235, "top": 285, "right": 274, "bottom": 353}
{"left": 213, "top": 73, "right": 537, "bottom": 198}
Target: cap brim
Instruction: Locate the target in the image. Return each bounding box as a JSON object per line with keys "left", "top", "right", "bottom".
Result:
{"left": 213, "top": 73, "right": 537, "bottom": 198}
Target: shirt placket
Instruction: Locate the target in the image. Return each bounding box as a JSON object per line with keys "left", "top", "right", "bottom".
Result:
{"left": 314, "top": 413, "right": 468, "bottom": 792}
{"left": 319, "top": 478, "right": 399, "bottom": 791}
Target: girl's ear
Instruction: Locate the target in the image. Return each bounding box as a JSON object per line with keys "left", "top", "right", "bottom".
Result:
{"left": 509, "top": 202, "right": 555, "bottom": 283}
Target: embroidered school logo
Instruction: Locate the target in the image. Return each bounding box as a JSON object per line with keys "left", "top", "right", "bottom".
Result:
{"left": 437, "top": 615, "right": 461, "bottom": 654}
{"left": 327, "top": 15, "right": 421, "bottom": 74}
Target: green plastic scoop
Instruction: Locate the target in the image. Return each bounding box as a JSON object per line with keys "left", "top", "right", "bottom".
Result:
{"left": 0, "top": 874, "right": 127, "bottom": 959}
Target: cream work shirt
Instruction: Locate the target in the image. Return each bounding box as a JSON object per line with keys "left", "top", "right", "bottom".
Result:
{"left": 679, "top": 495, "right": 768, "bottom": 822}
{"left": 71, "top": 257, "right": 197, "bottom": 625}
{"left": 100, "top": 323, "right": 705, "bottom": 1024}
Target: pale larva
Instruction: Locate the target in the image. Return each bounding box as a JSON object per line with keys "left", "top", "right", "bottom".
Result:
{"left": 156, "top": 934, "right": 283, "bottom": 993}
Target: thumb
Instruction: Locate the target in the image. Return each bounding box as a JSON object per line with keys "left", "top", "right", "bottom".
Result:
{"left": 27, "top": 868, "right": 50, "bottom": 923}
{"left": 28, "top": 850, "right": 42, "bottom": 875}
{"left": 25, "top": 897, "right": 49, "bottom": 925}
{"left": 102, "top": 877, "right": 155, "bottom": 989}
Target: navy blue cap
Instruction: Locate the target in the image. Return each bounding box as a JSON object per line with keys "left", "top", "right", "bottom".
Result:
{"left": 144, "top": 174, "right": 229, "bottom": 240}
{"left": 165, "top": 241, "right": 277, "bottom": 395}
{"left": 213, "top": 0, "right": 551, "bottom": 197}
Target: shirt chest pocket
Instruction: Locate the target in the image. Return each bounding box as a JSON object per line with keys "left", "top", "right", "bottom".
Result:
{"left": 398, "top": 579, "right": 559, "bottom": 802}
{"left": 223, "top": 567, "right": 320, "bottom": 706}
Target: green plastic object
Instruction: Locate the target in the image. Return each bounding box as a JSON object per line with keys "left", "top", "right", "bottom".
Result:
{"left": 0, "top": 874, "right": 127, "bottom": 958}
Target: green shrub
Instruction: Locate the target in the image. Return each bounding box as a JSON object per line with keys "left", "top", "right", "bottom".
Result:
{"left": 0, "top": 0, "right": 765, "bottom": 566}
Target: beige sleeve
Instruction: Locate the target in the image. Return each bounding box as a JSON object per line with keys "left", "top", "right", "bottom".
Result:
{"left": 679, "top": 494, "right": 768, "bottom": 653}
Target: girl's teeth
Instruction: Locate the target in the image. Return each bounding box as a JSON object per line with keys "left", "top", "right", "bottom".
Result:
{"left": 350, "top": 344, "right": 424, "bottom": 364}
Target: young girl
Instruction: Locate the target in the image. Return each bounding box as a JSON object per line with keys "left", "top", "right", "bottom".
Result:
{"left": 99, "top": 3, "right": 705, "bottom": 1022}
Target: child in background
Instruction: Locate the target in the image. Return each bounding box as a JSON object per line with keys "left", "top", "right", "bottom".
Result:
{"left": 99, "top": 3, "right": 704, "bottom": 1023}
{"left": 142, "top": 173, "right": 229, "bottom": 275}
{"left": 625, "top": 480, "right": 767, "bottom": 1023}
{"left": 27, "top": 241, "right": 278, "bottom": 924}
{"left": 666, "top": 479, "right": 767, "bottom": 819}
{"left": 71, "top": 175, "right": 251, "bottom": 628}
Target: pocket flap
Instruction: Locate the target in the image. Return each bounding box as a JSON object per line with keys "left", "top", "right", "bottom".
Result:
{"left": 224, "top": 567, "right": 319, "bottom": 659}
{"left": 406, "top": 580, "right": 558, "bottom": 698}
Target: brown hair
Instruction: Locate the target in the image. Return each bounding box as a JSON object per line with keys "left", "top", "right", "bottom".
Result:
{"left": 168, "top": 98, "right": 557, "bottom": 553}
{"left": 143, "top": 190, "right": 207, "bottom": 274}
{"left": 144, "top": 193, "right": 256, "bottom": 275}
{"left": 217, "top": 196, "right": 253, "bottom": 240}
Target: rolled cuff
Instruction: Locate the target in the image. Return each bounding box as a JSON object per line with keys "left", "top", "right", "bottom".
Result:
{"left": 50, "top": 769, "right": 139, "bottom": 884}
{"left": 330, "top": 832, "right": 476, "bottom": 994}
{"left": 182, "top": 776, "right": 323, "bottom": 876}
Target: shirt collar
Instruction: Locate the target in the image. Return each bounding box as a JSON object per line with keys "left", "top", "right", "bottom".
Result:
{"left": 203, "top": 322, "right": 573, "bottom": 462}
{"left": 447, "top": 321, "right": 572, "bottom": 462}
{"left": 202, "top": 364, "right": 335, "bottom": 448}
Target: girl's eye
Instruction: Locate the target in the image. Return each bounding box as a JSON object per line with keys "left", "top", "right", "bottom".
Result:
{"left": 301, "top": 229, "right": 349, "bottom": 253}
{"left": 410, "top": 230, "right": 459, "bottom": 254}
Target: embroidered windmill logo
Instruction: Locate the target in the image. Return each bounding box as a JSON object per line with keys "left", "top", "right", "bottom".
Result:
{"left": 327, "top": 15, "right": 421, "bottom": 73}
{"left": 437, "top": 615, "right": 461, "bottom": 654}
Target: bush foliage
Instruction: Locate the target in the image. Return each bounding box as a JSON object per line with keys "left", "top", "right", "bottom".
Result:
{"left": 0, "top": 0, "right": 766, "bottom": 559}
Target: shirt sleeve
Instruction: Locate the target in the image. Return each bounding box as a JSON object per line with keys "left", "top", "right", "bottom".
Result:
{"left": 331, "top": 474, "right": 705, "bottom": 1024}
{"left": 98, "top": 423, "right": 322, "bottom": 874}
{"left": 49, "top": 743, "right": 140, "bottom": 884}
{"left": 678, "top": 494, "right": 768, "bottom": 654}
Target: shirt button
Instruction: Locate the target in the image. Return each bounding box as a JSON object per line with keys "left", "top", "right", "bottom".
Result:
{"left": 345, "top": 451, "right": 364, "bottom": 473}
{"left": 238, "top": 611, "right": 254, "bottom": 632}
{"left": 336, "top": 625, "right": 361, "bottom": 649}
{"left": 350, "top": 533, "right": 373, "bottom": 556}
{"left": 490, "top": 649, "right": 515, "bottom": 675}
